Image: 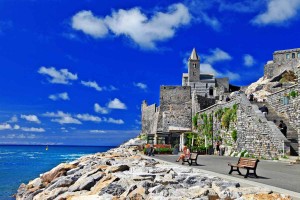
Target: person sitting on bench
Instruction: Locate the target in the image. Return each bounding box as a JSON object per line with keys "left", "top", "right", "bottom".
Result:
{"left": 176, "top": 145, "right": 190, "bottom": 162}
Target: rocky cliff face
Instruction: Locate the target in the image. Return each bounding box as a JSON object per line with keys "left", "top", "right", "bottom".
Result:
{"left": 16, "top": 138, "right": 292, "bottom": 200}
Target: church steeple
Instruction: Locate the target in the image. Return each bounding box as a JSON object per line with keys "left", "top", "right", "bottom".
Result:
{"left": 189, "top": 48, "right": 199, "bottom": 60}
{"left": 188, "top": 48, "right": 200, "bottom": 82}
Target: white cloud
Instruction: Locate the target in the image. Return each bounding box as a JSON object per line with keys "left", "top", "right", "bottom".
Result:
{"left": 94, "top": 103, "right": 109, "bottom": 114}
{"left": 103, "top": 117, "right": 124, "bottom": 124}
{"left": 38, "top": 66, "right": 78, "bottom": 84}
{"left": 44, "top": 111, "right": 82, "bottom": 125}
{"left": 103, "top": 85, "right": 118, "bottom": 91}
{"left": 201, "top": 63, "right": 240, "bottom": 81}
{"left": 107, "top": 98, "right": 127, "bottom": 109}
{"left": 71, "top": 3, "right": 191, "bottom": 49}
{"left": 8, "top": 115, "right": 18, "bottom": 123}
{"left": 81, "top": 80, "right": 102, "bottom": 91}
{"left": 133, "top": 82, "right": 147, "bottom": 90}
{"left": 72, "top": 10, "right": 109, "bottom": 38}
{"left": 90, "top": 130, "right": 106, "bottom": 133}
{"left": 14, "top": 124, "right": 20, "bottom": 130}
{"left": 76, "top": 114, "right": 101, "bottom": 122}
{"left": 199, "top": 13, "right": 221, "bottom": 31}
{"left": 21, "top": 114, "right": 41, "bottom": 124}
{"left": 243, "top": 54, "right": 256, "bottom": 67}
{"left": 49, "top": 92, "right": 70, "bottom": 101}
{"left": 0, "top": 123, "right": 12, "bottom": 130}
{"left": 21, "top": 127, "right": 45, "bottom": 132}
{"left": 252, "top": 0, "right": 300, "bottom": 25}
{"left": 202, "top": 48, "right": 232, "bottom": 64}
{"left": 200, "top": 63, "right": 218, "bottom": 75}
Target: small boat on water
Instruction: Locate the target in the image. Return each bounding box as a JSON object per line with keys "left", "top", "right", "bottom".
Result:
{"left": 46, "top": 145, "right": 48, "bottom": 151}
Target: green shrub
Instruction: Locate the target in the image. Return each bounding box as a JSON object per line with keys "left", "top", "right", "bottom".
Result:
{"left": 289, "top": 90, "right": 299, "bottom": 98}
{"left": 231, "top": 129, "right": 237, "bottom": 142}
{"left": 155, "top": 147, "right": 173, "bottom": 154}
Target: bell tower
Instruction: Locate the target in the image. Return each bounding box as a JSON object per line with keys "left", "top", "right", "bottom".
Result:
{"left": 188, "top": 48, "right": 200, "bottom": 82}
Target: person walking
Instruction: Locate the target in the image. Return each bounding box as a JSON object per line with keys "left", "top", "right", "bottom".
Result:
{"left": 216, "top": 141, "right": 220, "bottom": 155}
{"left": 278, "top": 120, "right": 287, "bottom": 137}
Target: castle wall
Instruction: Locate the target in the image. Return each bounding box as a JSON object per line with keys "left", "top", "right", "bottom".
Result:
{"left": 198, "top": 95, "right": 289, "bottom": 159}
{"left": 264, "top": 48, "right": 300, "bottom": 78}
{"left": 159, "top": 86, "right": 192, "bottom": 133}
{"left": 189, "top": 81, "right": 215, "bottom": 98}
{"left": 141, "top": 102, "right": 159, "bottom": 135}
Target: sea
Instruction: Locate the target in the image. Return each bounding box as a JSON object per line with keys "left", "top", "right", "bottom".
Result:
{"left": 0, "top": 145, "right": 115, "bottom": 200}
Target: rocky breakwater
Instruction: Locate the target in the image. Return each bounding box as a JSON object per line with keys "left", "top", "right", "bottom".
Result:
{"left": 16, "top": 139, "right": 292, "bottom": 200}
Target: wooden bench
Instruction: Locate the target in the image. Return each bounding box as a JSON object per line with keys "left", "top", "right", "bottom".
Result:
{"left": 182, "top": 153, "right": 199, "bottom": 166}
{"left": 228, "top": 157, "right": 259, "bottom": 178}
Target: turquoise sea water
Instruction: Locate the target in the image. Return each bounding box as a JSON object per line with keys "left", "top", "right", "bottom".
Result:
{"left": 0, "top": 145, "right": 114, "bottom": 200}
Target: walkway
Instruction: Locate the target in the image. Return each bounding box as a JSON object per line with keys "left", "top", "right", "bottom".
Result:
{"left": 155, "top": 154, "right": 300, "bottom": 198}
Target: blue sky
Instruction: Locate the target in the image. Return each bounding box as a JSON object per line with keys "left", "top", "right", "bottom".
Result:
{"left": 0, "top": 0, "right": 300, "bottom": 146}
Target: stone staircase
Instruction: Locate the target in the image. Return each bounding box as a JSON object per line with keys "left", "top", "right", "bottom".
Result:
{"left": 251, "top": 101, "right": 299, "bottom": 156}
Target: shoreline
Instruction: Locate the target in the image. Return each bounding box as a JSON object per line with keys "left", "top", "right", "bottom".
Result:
{"left": 16, "top": 138, "right": 294, "bottom": 200}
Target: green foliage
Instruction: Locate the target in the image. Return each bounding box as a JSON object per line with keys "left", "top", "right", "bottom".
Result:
{"left": 281, "top": 155, "right": 289, "bottom": 159}
{"left": 289, "top": 90, "right": 299, "bottom": 98}
{"left": 192, "top": 113, "right": 199, "bottom": 129}
{"left": 240, "top": 150, "right": 247, "bottom": 157}
{"left": 155, "top": 147, "right": 173, "bottom": 154}
{"left": 231, "top": 129, "right": 237, "bottom": 142}
{"left": 221, "top": 104, "right": 238, "bottom": 130}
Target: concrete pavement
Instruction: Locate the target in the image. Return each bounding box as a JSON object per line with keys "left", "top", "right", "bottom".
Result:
{"left": 154, "top": 154, "right": 300, "bottom": 199}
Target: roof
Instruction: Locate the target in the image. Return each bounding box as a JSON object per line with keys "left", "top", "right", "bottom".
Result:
{"left": 189, "top": 48, "right": 199, "bottom": 60}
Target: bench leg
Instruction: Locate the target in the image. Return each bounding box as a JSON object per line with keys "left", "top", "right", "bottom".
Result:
{"left": 237, "top": 168, "right": 242, "bottom": 175}
{"left": 244, "top": 169, "right": 249, "bottom": 178}
{"left": 253, "top": 170, "right": 258, "bottom": 178}
{"left": 229, "top": 166, "right": 234, "bottom": 174}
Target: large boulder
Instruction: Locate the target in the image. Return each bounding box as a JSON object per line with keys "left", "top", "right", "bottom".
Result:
{"left": 41, "top": 163, "right": 76, "bottom": 184}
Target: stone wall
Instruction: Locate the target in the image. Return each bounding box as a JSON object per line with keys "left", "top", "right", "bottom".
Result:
{"left": 266, "top": 84, "right": 299, "bottom": 130}
{"left": 158, "top": 86, "right": 192, "bottom": 133}
{"left": 198, "top": 95, "right": 289, "bottom": 159}
{"left": 141, "top": 101, "right": 159, "bottom": 135}
{"left": 237, "top": 95, "right": 289, "bottom": 158}
{"left": 264, "top": 48, "right": 300, "bottom": 79}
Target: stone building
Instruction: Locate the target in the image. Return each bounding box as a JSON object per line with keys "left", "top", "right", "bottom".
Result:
{"left": 264, "top": 48, "right": 300, "bottom": 79}
{"left": 141, "top": 48, "right": 230, "bottom": 145}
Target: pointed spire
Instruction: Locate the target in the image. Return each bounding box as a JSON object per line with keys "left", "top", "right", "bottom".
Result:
{"left": 189, "top": 48, "right": 199, "bottom": 60}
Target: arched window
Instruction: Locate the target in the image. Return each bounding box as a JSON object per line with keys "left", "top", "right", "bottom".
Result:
{"left": 286, "top": 54, "right": 290, "bottom": 59}
{"left": 292, "top": 53, "right": 295, "bottom": 59}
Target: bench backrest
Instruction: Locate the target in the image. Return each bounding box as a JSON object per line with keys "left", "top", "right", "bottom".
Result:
{"left": 238, "top": 157, "right": 259, "bottom": 168}
{"left": 153, "top": 144, "right": 172, "bottom": 149}
{"left": 190, "top": 153, "right": 198, "bottom": 159}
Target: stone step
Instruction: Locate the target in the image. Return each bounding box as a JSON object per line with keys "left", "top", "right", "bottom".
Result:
{"left": 251, "top": 100, "right": 299, "bottom": 156}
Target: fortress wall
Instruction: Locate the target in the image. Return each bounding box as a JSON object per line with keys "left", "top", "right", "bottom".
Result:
{"left": 159, "top": 86, "right": 192, "bottom": 132}
{"left": 141, "top": 103, "right": 159, "bottom": 135}
{"left": 237, "top": 95, "right": 289, "bottom": 158}
{"left": 267, "top": 84, "right": 299, "bottom": 132}
{"left": 198, "top": 95, "right": 288, "bottom": 158}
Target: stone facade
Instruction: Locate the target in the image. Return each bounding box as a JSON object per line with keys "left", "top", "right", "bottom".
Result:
{"left": 141, "top": 86, "right": 192, "bottom": 144}
{"left": 182, "top": 48, "right": 228, "bottom": 98}
{"left": 264, "top": 48, "right": 300, "bottom": 79}
{"left": 198, "top": 95, "right": 289, "bottom": 159}
{"left": 142, "top": 48, "right": 230, "bottom": 144}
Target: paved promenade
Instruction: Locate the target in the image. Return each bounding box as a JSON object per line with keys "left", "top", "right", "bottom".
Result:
{"left": 155, "top": 154, "right": 300, "bottom": 198}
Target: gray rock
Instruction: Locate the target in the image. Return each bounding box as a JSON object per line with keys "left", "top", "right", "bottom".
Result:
{"left": 68, "top": 172, "right": 104, "bottom": 192}
{"left": 99, "top": 183, "right": 126, "bottom": 196}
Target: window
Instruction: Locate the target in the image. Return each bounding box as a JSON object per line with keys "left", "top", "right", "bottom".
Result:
{"left": 286, "top": 54, "right": 290, "bottom": 59}
{"left": 193, "top": 63, "right": 197, "bottom": 68}
{"left": 209, "top": 87, "right": 214, "bottom": 96}
{"left": 206, "top": 83, "right": 208, "bottom": 88}
{"left": 194, "top": 83, "right": 195, "bottom": 88}
{"left": 157, "top": 136, "right": 166, "bottom": 144}
{"left": 292, "top": 53, "right": 295, "bottom": 59}
{"left": 298, "top": 52, "right": 300, "bottom": 58}
{"left": 205, "top": 93, "right": 207, "bottom": 97}
{"left": 147, "top": 136, "right": 154, "bottom": 144}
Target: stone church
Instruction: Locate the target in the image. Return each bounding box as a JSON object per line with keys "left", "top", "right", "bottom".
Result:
{"left": 141, "top": 48, "right": 230, "bottom": 145}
